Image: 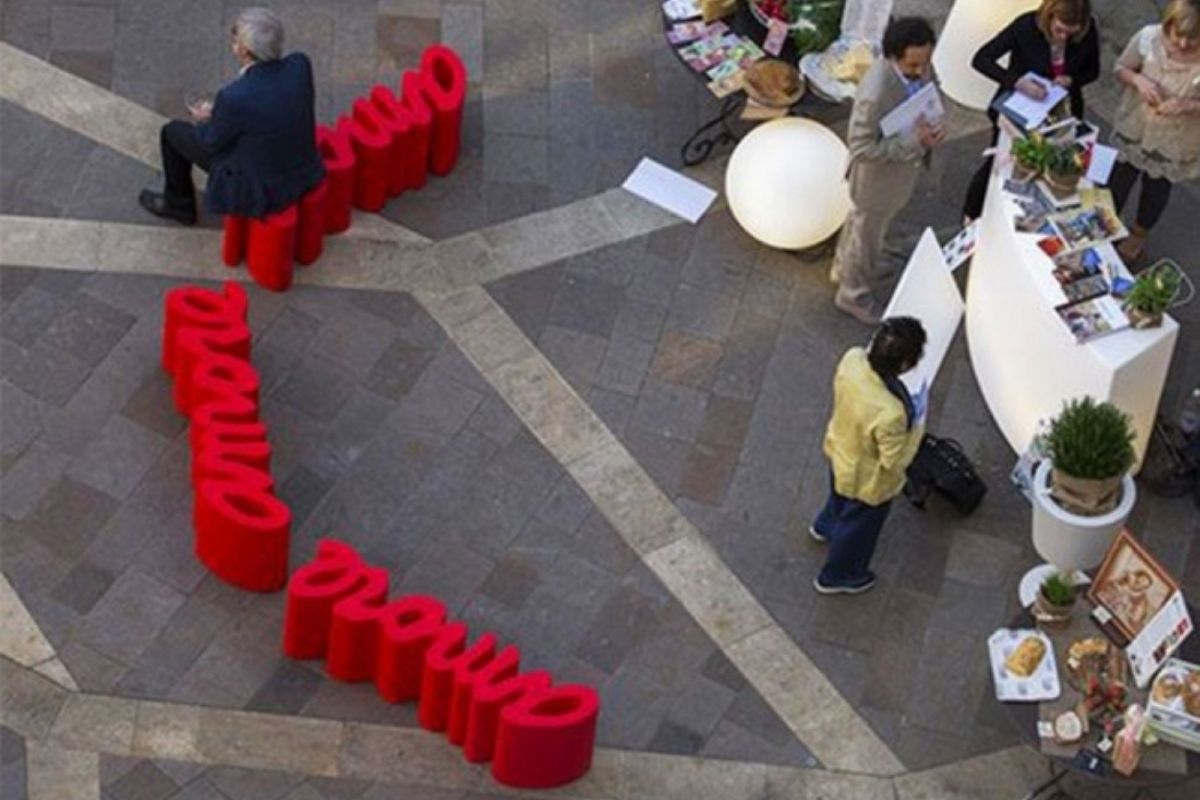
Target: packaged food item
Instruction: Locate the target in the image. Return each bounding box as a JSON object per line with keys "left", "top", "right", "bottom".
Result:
{"left": 1146, "top": 659, "right": 1200, "bottom": 752}
{"left": 1006, "top": 636, "right": 1047, "bottom": 678}
{"left": 826, "top": 40, "right": 874, "bottom": 83}
{"left": 1112, "top": 705, "right": 1148, "bottom": 776}
{"left": 1152, "top": 674, "right": 1181, "bottom": 703}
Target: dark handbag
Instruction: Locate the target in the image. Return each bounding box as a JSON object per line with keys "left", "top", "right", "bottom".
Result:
{"left": 904, "top": 434, "right": 987, "bottom": 514}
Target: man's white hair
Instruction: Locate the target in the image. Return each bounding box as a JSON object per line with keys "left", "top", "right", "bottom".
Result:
{"left": 235, "top": 7, "right": 284, "bottom": 62}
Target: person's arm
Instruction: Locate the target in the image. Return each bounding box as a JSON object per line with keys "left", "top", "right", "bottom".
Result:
{"left": 971, "top": 18, "right": 1021, "bottom": 90}
{"left": 875, "top": 413, "right": 924, "bottom": 474}
{"left": 195, "top": 90, "right": 241, "bottom": 154}
{"left": 1114, "top": 27, "right": 1165, "bottom": 108}
{"left": 845, "top": 64, "right": 929, "bottom": 163}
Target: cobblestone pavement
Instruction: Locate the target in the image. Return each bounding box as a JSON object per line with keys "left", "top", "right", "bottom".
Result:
{"left": 3, "top": 0, "right": 1200, "bottom": 798}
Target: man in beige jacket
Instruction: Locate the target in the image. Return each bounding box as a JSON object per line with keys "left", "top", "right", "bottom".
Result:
{"left": 831, "top": 18, "right": 945, "bottom": 324}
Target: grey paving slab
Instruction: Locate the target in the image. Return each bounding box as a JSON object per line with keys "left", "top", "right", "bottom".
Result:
{"left": 65, "top": 414, "right": 168, "bottom": 500}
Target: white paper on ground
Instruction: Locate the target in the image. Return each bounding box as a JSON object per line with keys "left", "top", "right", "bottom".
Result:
{"left": 1087, "top": 143, "right": 1118, "bottom": 185}
{"left": 883, "top": 227, "right": 965, "bottom": 396}
{"left": 622, "top": 157, "right": 717, "bottom": 224}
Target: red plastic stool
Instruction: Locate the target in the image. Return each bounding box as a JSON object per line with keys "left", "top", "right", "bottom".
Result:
{"left": 193, "top": 478, "right": 290, "bottom": 592}
{"left": 416, "top": 45, "right": 468, "bottom": 176}
{"left": 419, "top": 626, "right": 496, "bottom": 733}
{"left": 316, "top": 125, "right": 356, "bottom": 234}
{"left": 190, "top": 396, "right": 260, "bottom": 442}
{"left": 172, "top": 323, "right": 252, "bottom": 411}
{"left": 368, "top": 85, "right": 418, "bottom": 196}
{"left": 191, "top": 453, "right": 274, "bottom": 492}
{"left": 492, "top": 684, "right": 599, "bottom": 788}
{"left": 374, "top": 595, "right": 447, "bottom": 703}
{"left": 325, "top": 565, "right": 389, "bottom": 682}
{"left": 162, "top": 283, "right": 247, "bottom": 374}
{"left": 246, "top": 205, "right": 297, "bottom": 291}
{"left": 353, "top": 96, "right": 405, "bottom": 199}
{"left": 175, "top": 352, "right": 259, "bottom": 418}
{"left": 282, "top": 539, "right": 369, "bottom": 659}
{"left": 190, "top": 421, "right": 271, "bottom": 485}
{"left": 222, "top": 216, "right": 249, "bottom": 267}
{"left": 465, "top": 667, "right": 551, "bottom": 764}
{"left": 398, "top": 72, "right": 433, "bottom": 191}
{"left": 448, "top": 644, "right": 519, "bottom": 747}
{"left": 339, "top": 113, "right": 391, "bottom": 212}
{"left": 296, "top": 182, "right": 328, "bottom": 266}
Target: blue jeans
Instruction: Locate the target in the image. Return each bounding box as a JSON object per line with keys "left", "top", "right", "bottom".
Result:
{"left": 813, "top": 478, "right": 892, "bottom": 585}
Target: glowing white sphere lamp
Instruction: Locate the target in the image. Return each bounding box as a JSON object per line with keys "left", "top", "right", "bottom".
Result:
{"left": 724, "top": 118, "right": 851, "bottom": 250}
{"left": 932, "top": 0, "right": 1040, "bottom": 110}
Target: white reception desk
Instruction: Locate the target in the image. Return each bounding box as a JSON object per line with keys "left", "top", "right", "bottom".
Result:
{"left": 966, "top": 162, "right": 1179, "bottom": 468}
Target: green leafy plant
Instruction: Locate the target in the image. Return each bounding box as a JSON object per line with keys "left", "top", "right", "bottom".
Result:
{"left": 1040, "top": 573, "right": 1075, "bottom": 606}
{"left": 1124, "top": 261, "right": 1181, "bottom": 316}
{"left": 790, "top": 0, "right": 844, "bottom": 54}
{"left": 1011, "top": 134, "right": 1049, "bottom": 171}
{"left": 1045, "top": 142, "right": 1085, "bottom": 176}
{"left": 1045, "top": 397, "right": 1135, "bottom": 480}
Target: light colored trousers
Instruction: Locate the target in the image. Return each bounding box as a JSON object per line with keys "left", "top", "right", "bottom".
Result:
{"left": 831, "top": 159, "right": 921, "bottom": 304}
{"left": 831, "top": 202, "right": 903, "bottom": 303}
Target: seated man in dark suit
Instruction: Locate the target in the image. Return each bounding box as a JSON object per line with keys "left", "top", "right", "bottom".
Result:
{"left": 139, "top": 7, "right": 325, "bottom": 225}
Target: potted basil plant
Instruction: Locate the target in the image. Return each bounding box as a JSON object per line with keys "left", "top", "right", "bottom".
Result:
{"left": 1031, "top": 398, "right": 1137, "bottom": 575}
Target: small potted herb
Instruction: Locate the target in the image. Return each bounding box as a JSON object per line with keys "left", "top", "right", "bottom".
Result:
{"left": 1011, "top": 133, "right": 1048, "bottom": 182}
{"left": 1123, "top": 260, "right": 1180, "bottom": 329}
{"left": 1044, "top": 142, "right": 1085, "bottom": 198}
{"left": 1044, "top": 397, "right": 1135, "bottom": 515}
{"left": 1035, "top": 572, "right": 1076, "bottom": 626}
{"left": 1031, "top": 398, "right": 1138, "bottom": 576}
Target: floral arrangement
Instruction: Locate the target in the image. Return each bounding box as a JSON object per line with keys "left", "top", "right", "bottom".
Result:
{"left": 751, "top": 0, "right": 845, "bottom": 54}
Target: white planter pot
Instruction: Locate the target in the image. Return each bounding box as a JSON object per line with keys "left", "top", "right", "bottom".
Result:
{"left": 1030, "top": 461, "right": 1136, "bottom": 573}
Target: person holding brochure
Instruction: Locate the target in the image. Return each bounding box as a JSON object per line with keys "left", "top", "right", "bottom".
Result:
{"left": 830, "top": 17, "right": 943, "bottom": 325}
{"left": 1109, "top": 0, "right": 1200, "bottom": 262}
{"left": 810, "top": 317, "right": 927, "bottom": 595}
{"left": 961, "top": 0, "right": 1101, "bottom": 221}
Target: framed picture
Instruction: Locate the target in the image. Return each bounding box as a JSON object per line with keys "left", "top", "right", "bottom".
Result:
{"left": 1089, "top": 529, "right": 1179, "bottom": 640}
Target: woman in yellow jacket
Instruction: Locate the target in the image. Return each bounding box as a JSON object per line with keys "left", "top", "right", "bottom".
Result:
{"left": 812, "top": 317, "right": 927, "bottom": 595}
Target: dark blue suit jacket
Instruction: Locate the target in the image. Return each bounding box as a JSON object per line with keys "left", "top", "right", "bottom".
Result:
{"left": 197, "top": 53, "right": 325, "bottom": 218}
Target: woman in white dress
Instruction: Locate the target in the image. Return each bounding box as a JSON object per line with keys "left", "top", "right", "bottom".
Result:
{"left": 1111, "top": 0, "right": 1200, "bottom": 261}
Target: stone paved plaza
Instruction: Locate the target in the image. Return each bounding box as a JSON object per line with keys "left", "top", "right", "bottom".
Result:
{"left": 2, "top": 1, "right": 1199, "bottom": 798}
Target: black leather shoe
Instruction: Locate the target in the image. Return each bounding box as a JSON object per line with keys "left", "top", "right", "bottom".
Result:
{"left": 139, "top": 190, "right": 197, "bottom": 225}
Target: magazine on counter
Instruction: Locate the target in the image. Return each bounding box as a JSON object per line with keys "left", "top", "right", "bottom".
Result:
{"left": 1047, "top": 205, "right": 1129, "bottom": 253}
{"left": 1052, "top": 246, "right": 1122, "bottom": 286}
{"left": 1061, "top": 274, "right": 1110, "bottom": 303}
{"left": 1055, "top": 294, "right": 1130, "bottom": 343}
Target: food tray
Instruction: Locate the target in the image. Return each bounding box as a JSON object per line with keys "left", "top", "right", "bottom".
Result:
{"left": 1147, "top": 659, "right": 1200, "bottom": 748}
{"left": 798, "top": 38, "right": 877, "bottom": 104}
{"left": 988, "top": 628, "right": 1061, "bottom": 702}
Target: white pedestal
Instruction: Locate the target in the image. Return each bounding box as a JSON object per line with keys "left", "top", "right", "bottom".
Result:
{"left": 1030, "top": 461, "right": 1136, "bottom": 573}
{"left": 965, "top": 151, "right": 1179, "bottom": 469}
